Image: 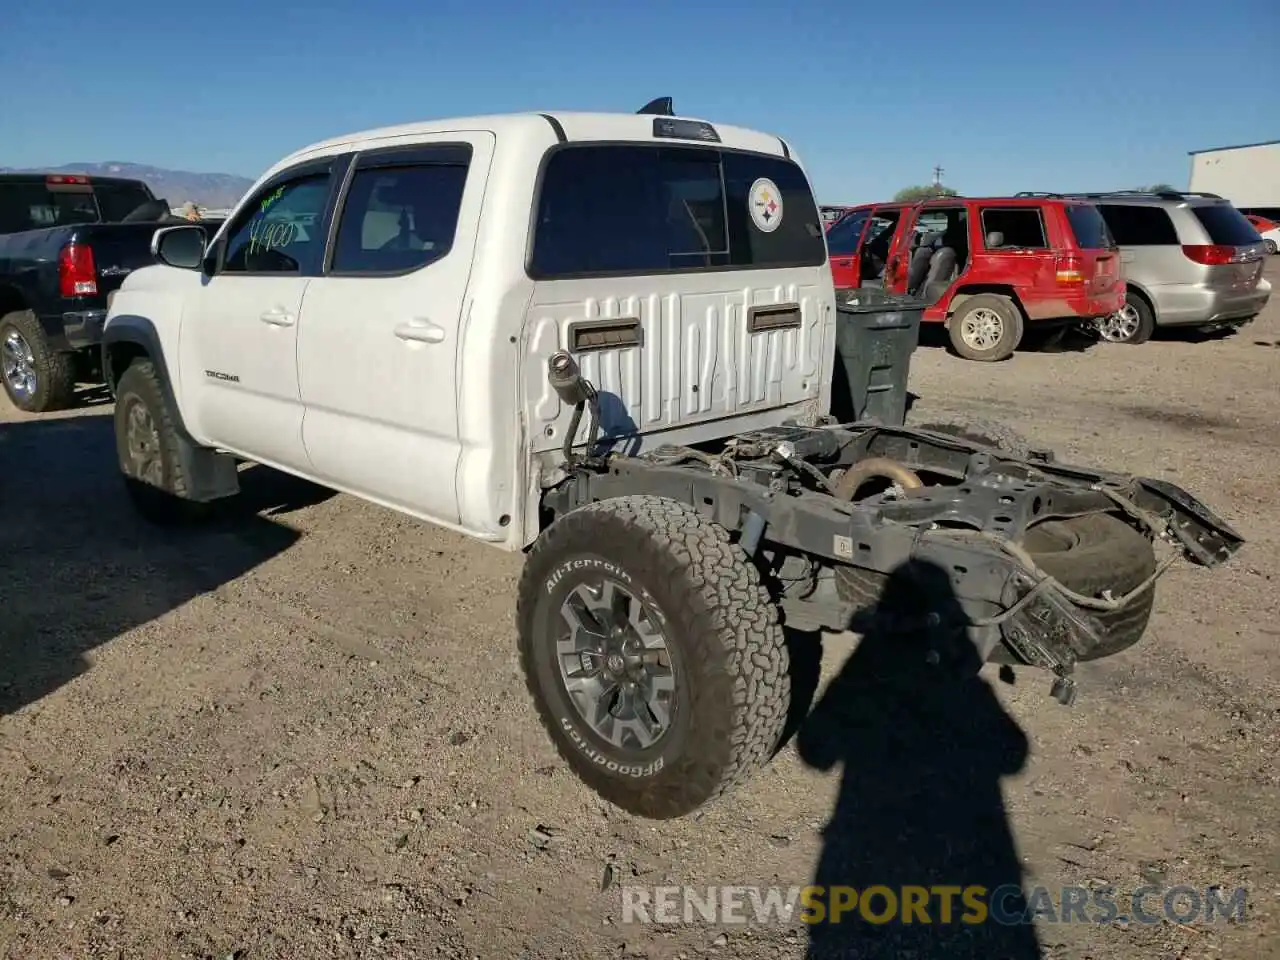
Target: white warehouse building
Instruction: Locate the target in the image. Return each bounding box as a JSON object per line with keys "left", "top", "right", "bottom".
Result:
{"left": 1188, "top": 139, "right": 1280, "bottom": 218}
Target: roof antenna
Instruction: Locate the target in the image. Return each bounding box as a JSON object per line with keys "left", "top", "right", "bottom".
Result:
{"left": 637, "top": 97, "right": 674, "bottom": 116}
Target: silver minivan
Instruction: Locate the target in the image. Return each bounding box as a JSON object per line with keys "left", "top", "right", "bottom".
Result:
{"left": 1033, "top": 191, "right": 1271, "bottom": 344}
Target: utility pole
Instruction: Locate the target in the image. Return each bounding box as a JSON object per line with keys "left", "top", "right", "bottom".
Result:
{"left": 932, "top": 164, "right": 945, "bottom": 187}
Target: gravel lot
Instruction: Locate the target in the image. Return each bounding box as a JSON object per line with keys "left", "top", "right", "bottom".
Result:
{"left": 2, "top": 263, "right": 1278, "bottom": 960}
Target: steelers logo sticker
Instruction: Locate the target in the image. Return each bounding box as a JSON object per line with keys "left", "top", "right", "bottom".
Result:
{"left": 749, "top": 178, "right": 783, "bottom": 233}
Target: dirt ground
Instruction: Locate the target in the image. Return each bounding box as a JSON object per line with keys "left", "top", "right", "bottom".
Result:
{"left": 2, "top": 263, "right": 1279, "bottom": 960}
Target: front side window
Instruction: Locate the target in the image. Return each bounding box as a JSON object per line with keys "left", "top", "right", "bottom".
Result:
{"left": 529, "top": 145, "right": 825, "bottom": 278}
{"left": 331, "top": 151, "right": 471, "bottom": 274}
{"left": 221, "top": 172, "right": 332, "bottom": 275}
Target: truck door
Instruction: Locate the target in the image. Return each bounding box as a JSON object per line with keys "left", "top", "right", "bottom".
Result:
{"left": 883, "top": 204, "right": 923, "bottom": 295}
{"left": 179, "top": 158, "right": 344, "bottom": 471}
{"left": 826, "top": 207, "right": 871, "bottom": 288}
{"left": 296, "top": 133, "right": 495, "bottom": 529}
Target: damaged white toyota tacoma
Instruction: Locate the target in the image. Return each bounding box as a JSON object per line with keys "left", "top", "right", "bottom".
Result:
{"left": 102, "top": 99, "right": 1243, "bottom": 820}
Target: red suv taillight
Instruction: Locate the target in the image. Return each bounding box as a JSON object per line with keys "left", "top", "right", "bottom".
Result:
{"left": 58, "top": 242, "right": 98, "bottom": 297}
{"left": 1181, "top": 244, "right": 1236, "bottom": 266}
{"left": 1054, "top": 252, "right": 1085, "bottom": 285}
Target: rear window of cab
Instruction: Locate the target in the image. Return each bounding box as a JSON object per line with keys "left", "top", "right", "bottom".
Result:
{"left": 528, "top": 145, "right": 827, "bottom": 279}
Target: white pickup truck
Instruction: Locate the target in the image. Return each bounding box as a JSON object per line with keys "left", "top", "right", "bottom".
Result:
{"left": 102, "top": 100, "right": 1242, "bottom": 820}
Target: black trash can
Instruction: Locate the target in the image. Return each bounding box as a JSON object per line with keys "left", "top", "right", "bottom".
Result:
{"left": 829, "top": 287, "right": 924, "bottom": 427}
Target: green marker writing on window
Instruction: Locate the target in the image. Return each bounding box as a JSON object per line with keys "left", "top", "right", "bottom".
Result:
{"left": 260, "top": 186, "right": 286, "bottom": 213}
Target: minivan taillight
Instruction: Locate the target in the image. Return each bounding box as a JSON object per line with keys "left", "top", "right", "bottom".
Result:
{"left": 58, "top": 243, "right": 98, "bottom": 297}
{"left": 1181, "top": 244, "right": 1235, "bottom": 266}
{"left": 1054, "top": 252, "right": 1085, "bottom": 285}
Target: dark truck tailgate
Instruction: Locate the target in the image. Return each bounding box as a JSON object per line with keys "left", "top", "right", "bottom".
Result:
{"left": 76, "top": 221, "right": 178, "bottom": 296}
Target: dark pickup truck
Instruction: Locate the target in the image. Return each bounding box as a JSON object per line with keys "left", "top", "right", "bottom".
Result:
{"left": 0, "top": 172, "right": 224, "bottom": 412}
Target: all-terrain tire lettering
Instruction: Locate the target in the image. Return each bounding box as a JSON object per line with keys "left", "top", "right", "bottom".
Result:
{"left": 517, "top": 495, "right": 791, "bottom": 819}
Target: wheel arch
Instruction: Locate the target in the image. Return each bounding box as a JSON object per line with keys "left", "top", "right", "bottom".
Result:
{"left": 1124, "top": 281, "right": 1158, "bottom": 322}
{"left": 102, "top": 315, "right": 191, "bottom": 437}
{"left": 0, "top": 283, "right": 28, "bottom": 319}
{"left": 944, "top": 284, "right": 1026, "bottom": 327}
{"left": 103, "top": 315, "right": 240, "bottom": 502}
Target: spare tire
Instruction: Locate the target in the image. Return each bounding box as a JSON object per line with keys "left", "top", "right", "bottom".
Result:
{"left": 908, "top": 414, "right": 1034, "bottom": 459}
{"left": 999, "top": 512, "right": 1156, "bottom": 662}
{"left": 835, "top": 512, "right": 1156, "bottom": 663}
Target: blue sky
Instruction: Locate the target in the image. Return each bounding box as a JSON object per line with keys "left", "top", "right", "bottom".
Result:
{"left": 3, "top": 0, "right": 1276, "bottom": 203}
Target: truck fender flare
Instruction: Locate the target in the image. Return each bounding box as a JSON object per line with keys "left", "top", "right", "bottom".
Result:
{"left": 101, "top": 314, "right": 193, "bottom": 440}
{"left": 101, "top": 314, "right": 240, "bottom": 503}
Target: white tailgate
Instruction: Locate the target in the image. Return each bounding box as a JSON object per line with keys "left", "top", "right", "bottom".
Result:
{"left": 524, "top": 270, "right": 831, "bottom": 454}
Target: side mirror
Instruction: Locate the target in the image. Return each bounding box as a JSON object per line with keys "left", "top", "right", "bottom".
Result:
{"left": 151, "top": 225, "right": 206, "bottom": 270}
{"left": 986, "top": 231, "right": 1004, "bottom": 248}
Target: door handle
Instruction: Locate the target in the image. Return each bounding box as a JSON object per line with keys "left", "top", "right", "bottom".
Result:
{"left": 259, "top": 308, "right": 296, "bottom": 326}
{"left": 833, "top": 258, "right": 853, "bottom": 267}
{"left": 394, "top": 320, "right": 445, "bottom": 343}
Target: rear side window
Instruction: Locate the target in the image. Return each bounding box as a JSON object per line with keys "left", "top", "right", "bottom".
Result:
{"left": 331, "top": 150, "right": 471, "bottom": 274}
{"left": 1096, "top": 205, "right": 1178, "bottom": 245}
{"left": 1191, "top": 204, "right": 1262, "bottom": 246}
{"left": 1063, "top": 204, "right": 1114, "bottom": 249}
{"left": 529, "top": 145, "right": 826, "bottom": 278}
{"left": 980, "top": 208, "right": 1047, "bottom": 249}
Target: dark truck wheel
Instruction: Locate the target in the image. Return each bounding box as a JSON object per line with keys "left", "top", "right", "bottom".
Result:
{"left": 114, "top": 358, "right": 212, "bottom": 526}
{"left": 948, "top": 294, "right": 1024, "bottom": 362}
{"left": 836, "top": 512, "right": 1156, "bottom": 663}
{"left": 1, "top": 310, "right": 76, "bottom": 413}
{"left": 516, "top": 495, "right": 790, "bottom": 820}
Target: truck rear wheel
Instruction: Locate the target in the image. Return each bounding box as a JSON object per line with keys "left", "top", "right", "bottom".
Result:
{"left": 114, "top": 358, "right": 212, "bottom": 526}
{"left": 516, "top": 495, "right": 790, "bottom": 819}
{"left": 948, "top": 294, "right": 1023, "bottom": 362}
{"left": 1, "top": 310, "right": 76, "bottom": 413}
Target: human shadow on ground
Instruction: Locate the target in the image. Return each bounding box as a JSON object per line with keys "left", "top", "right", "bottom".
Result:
{"left": 795, "top": 559, "right": 1042, "bottom": 960}
{"left": 0, "top": 414, "right": 334, "bottom": 716}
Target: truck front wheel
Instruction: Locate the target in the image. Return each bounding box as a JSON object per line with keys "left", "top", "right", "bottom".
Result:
{"left": 114, "top": 358, "right": 211, "bottom": 526}
{"left": 516, "top": 495, "right": 791, "bottom": 820}
{"left": 1, "top": 310, "right": 76, "bottom": 413}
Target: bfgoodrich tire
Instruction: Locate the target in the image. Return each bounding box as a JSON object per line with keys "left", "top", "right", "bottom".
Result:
{"left": 114, "top": 358, "right": 213, "bottom": 526}
{"left": 516, "top": 495, "right": 790, "bottom": 820}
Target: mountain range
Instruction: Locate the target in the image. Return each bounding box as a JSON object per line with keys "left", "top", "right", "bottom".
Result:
{"left": 0, "top": 162, "right": 255, "bottom": 209}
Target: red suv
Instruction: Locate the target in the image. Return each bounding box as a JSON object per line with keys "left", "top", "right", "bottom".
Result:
{"left": 825, "top": 195, "right": 1124, "bottom": 361}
